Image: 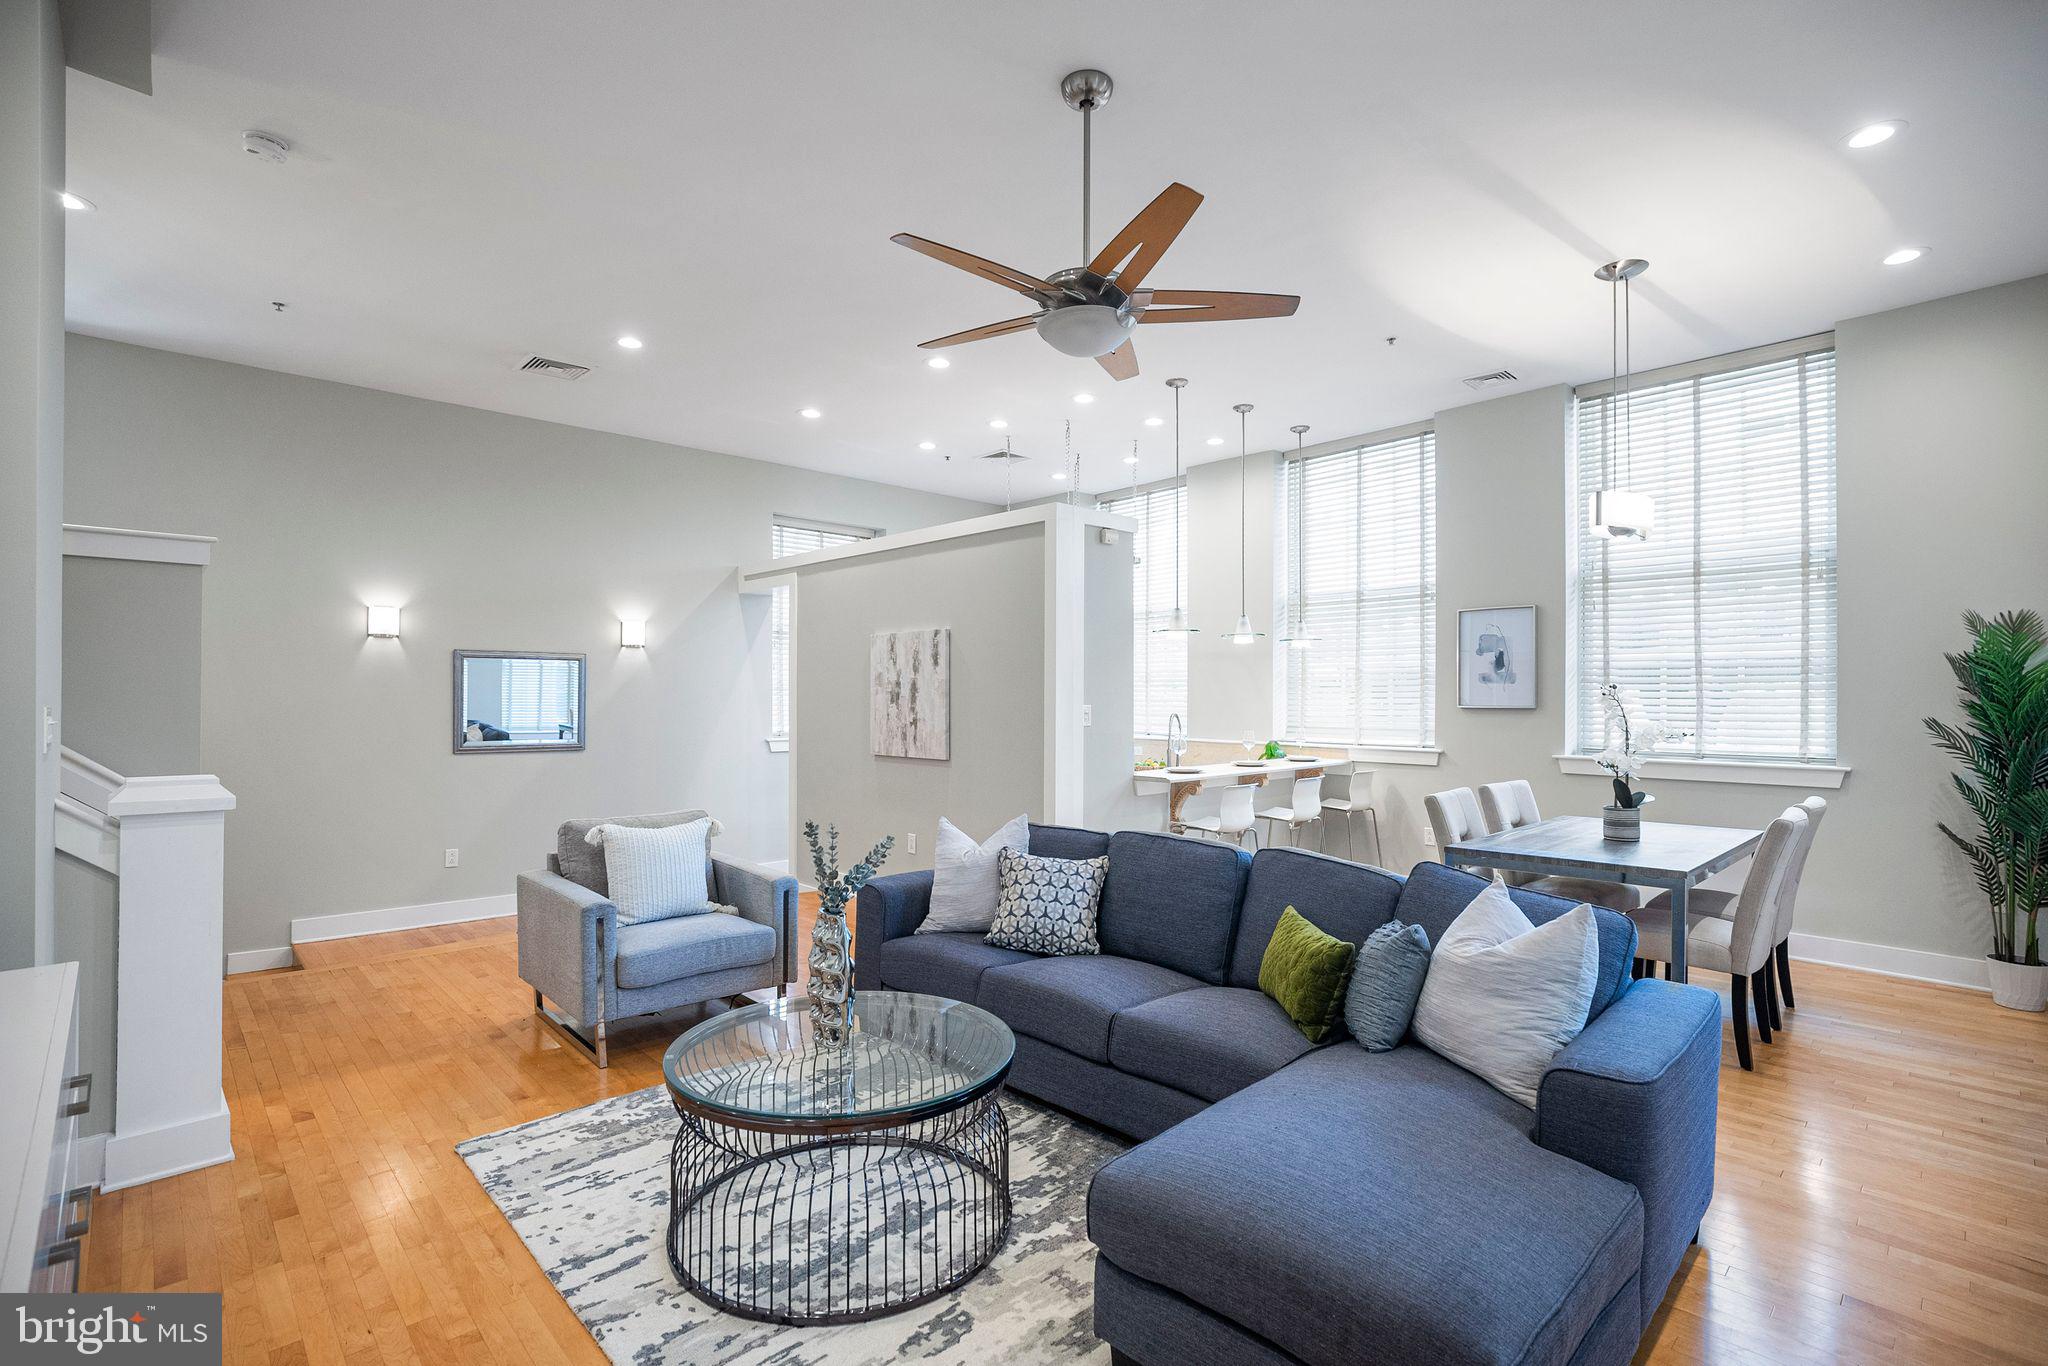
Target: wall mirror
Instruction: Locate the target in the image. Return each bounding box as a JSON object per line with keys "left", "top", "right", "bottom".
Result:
{"left": 453, "top": 650, "right": 586, "bottom": 753}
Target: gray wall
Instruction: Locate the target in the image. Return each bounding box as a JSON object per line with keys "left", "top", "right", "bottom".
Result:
{"left": 62, "top": 556, "right": 203, "bottom": 776}
{"left": 790, "top": 525, "right": 1045, "bottom": 875}
{"left": 63, "top": 335, "right": 990, "bottom": 955}
{"left": 1167, "top": 274, "right": 2048, "bottom": 965}
{"left": 0, "top": 0, "right": 66, "bottom": 969}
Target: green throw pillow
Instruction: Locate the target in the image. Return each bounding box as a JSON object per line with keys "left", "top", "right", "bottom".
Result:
{"left": 1258, "top": 906, "right": 1359, "bottom": 1043}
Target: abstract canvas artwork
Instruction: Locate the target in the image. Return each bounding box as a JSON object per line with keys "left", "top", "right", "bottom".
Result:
{"left": 871, "top": 628, "right": 951, "bottom": 759}
{"left": 1458, "top": 605, "right": 1537, "bottom": 709}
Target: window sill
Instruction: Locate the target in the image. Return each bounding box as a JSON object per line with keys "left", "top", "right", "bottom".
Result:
{"left": 1284, "top": 741, "right": 1444, "bottom": 767}
{"left": 1552, "top": 753, "right": 1849, "bottom": 790}
{"left": 765, "top": 737, "right": 790, "bottom": 754}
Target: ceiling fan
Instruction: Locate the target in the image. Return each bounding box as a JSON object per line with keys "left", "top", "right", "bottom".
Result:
{"left": 891, "top": 69, "right": 1300, "bottom": 381}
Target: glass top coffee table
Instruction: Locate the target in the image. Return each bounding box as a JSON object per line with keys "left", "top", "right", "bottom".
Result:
{"left": 661, "top": 991, "right": 1015, "bottom": 1325}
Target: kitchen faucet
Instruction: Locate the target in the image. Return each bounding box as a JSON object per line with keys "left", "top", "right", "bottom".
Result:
{"left": 1166, "top": 712, "right": 1187, "bottom": 768}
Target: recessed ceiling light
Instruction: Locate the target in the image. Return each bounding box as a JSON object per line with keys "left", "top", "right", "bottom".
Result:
{"left": 1052, "top": 471, "right": 1068, "bottom": 480}
{"left": 799, "top": 407, "right": 822, "bottom": 419}
{"left": 59, "top": 192, "right": 95, "bottom": 211}
{"left": 1882, "top": 246, "right": 1926, "bottom": 266}
{"left": 918, "top": 440, "right": 936, "bottom": 451}
{"left": 989, "top": 417, "right": 1008, "bottom": 429}
{"left": 1143, "top": 416, "right": 1164, "bottom": 427}
{"left": 616, "top": 335, "right": 643, "bottom": 350}
{"left": 926, "top": 356, "right": 951, "bottom": 370}
{"left": 1205, "top": 436, "right": 1224, "bottom": 446}
{"left": 1844, "top": 120, "right": 1906, "bottom": 149}
{"left": 1123, "top": 454, "right": 1140, "bottom": 465}
{"left": 1073, "top": 392, "right": 1094, "bottom": 404}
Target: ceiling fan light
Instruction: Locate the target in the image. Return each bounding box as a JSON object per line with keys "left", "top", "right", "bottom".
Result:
{"left": 1589, "top": 488, "right": 1655, "bottom": 541}
{"left": 1036, "top": 304, "right": 1135, "bottom": 359}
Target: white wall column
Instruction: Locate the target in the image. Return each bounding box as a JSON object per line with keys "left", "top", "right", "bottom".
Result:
{"left": 101, "top": 774, "right": 236, "bottom": 1191}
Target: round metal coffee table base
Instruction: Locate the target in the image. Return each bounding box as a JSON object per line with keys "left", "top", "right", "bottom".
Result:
{"left": 666, "top": 1090, "right": 1011, "bottom": 1325}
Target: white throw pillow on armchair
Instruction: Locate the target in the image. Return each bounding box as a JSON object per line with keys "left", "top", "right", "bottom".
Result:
{"left": 1411, "top": 876, "right": 1600, "bottom": 1107}
{"left": 584, "top": 817, "right": 716, "bottom": 925}
{"left": 917, "top": 814, "right": 1031, "bottom": 934}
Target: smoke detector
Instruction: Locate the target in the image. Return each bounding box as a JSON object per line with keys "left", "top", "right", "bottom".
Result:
{"left": 519, "top": 355, "right": 592, "bottom": 381}
{"left": 241, "top": 130, "right": 292, "bottom": 164}
{"left": 1461, "top": 369, "right": 1519, "bottom": 391}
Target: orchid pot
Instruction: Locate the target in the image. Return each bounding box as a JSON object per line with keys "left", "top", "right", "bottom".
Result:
{"left": 1602, "top": 792, "right": 1654, "bottom": 843}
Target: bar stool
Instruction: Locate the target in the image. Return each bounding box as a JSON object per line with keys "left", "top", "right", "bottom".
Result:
{"left": 1318, "top": 764, "right": 1383, "bottom": 865}
{"left": 1181, "top": 783, "right": 1259, "bottom": 850}
{"left": 1256, "top": 774, "right": 1324, "bottom": 850}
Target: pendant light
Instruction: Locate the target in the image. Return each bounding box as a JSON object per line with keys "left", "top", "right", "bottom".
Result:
{"left": 1589, "top": 258, "right": 1654, "bottom": 540}
{"left": 1277, "top": 423, "right": 1320, "bottom": 648}
{"left": 1224, "top": 402, "right": 1265, "bottom": 645}
{"left": 1153, "top": 377, "right": 1197, "bottom": 634}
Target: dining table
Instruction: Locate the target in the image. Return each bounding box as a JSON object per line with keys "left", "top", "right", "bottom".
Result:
{"left": 1441, "top": 815, "right": 1764, "bottom": 983}
{"left": 1131, "top": 756, "right": 1330, "bottom": 832}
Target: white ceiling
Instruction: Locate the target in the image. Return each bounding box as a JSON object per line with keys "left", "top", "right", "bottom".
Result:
{"left": 63, "top": 0, "right": 2048, "bottom": 500}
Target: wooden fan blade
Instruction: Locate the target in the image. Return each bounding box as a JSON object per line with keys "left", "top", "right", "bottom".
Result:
{"left": 918, "top": 314, "right": 1041, "bottom": 349}
{"left": 891, "top": 233, "right": 1053, "bottom": 301}
{"left": 1137, "top": 289, "right": 1301, "bottom": 323}
{"left": 1087, "top": 183, "right": 1203, "bottom": 294}
{"left": 1096, "top": 339, "right": 1139, "bottom": 381}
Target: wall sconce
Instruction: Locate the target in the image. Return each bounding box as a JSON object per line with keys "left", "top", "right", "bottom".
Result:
{"left": 365, "top": 604, "right": 402, "bottom": 638}
{"left": 619, "top": 619, "right": 646, "bottom": 649}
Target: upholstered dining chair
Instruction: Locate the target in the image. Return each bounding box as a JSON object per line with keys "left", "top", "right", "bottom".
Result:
{"left": 1424, "top": 786, "right": 1487, "bottom": 864}
{"left": 1632, "top": 806, "right": 1808, "bottom": 1071}
{"left": 1476, "top": 779, "right": 1638, "bottom": 912}
{"left": 1646, "top": 795, "right": 1827, "bottom": 1031}
{"left": 1181, "top": 783, "right": 1259, "bottom": 850}
{"left": 1257, "top": 773, "right": 1325, "bottom": 850}
{"left": 1318, "top": 763, "right": 1384, "bottom": 866}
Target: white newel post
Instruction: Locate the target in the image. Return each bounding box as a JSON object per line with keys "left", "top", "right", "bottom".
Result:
{"left": 102, "top": 774, "right": 238, "bottom": 1192}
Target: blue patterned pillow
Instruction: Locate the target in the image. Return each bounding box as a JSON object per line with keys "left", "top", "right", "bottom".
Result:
{"left": 985, "top": 848, "right": 1107, "bottom": 956}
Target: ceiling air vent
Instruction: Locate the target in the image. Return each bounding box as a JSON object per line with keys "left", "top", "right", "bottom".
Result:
{"left": 1462, "top": 369, "right": 1518, "bottom": 391}
{"left": 520, "top": 355, "right": 592, "bottom": 381}
{"left": 978, "top": 448, "right": 1028, "bottom": 463}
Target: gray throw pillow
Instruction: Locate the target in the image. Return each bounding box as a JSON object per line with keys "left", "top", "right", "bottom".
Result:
{"left": 1344, "top": 919, "right": 1432, "bottom": 1051}
{"left": 985, "top": 848, "right": 1106, "bottom": 956}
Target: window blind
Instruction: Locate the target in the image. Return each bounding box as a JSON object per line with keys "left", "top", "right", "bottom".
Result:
{"left": 1279, "top": 431, "right": 1437, "bottom": 746}
{"left": 1098, "top": 484, "right": 1189, "bottom": 736}
{"left": 498, "top": 658, "right": 579, "bottom": 739}
{"left": 770, "top": 519, "right": 874, "bottom": 739}
{"left": 1569, "top": 342, "right": 1837, "bottom": 763}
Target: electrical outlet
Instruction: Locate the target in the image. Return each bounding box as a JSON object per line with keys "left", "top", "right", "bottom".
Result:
{"left": 444, "top": 848, "right": 460, "bottom": 868}
{"left": 907, "top": 832, "right": 917, "bottom": 855}
{"left": 1082, "top": 703, "right": 1093, "bottom": 727}
{"left": 1420, "top": 827, "right": 1436, "bottom": 847}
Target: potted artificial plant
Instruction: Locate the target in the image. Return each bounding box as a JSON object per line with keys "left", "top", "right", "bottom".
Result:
{"left": 803, "top": 821, "right": 895, "bottom": 1044}
{"left": 1924, "top": 609, "right": 2048, "bottom": 1011}
{"left": 1593, "top": 683, "right": 1685, "bottom": 842}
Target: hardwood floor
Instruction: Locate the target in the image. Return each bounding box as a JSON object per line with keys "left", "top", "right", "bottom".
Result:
{"left": 82, "top": 900, "right": 2047, "bottom": 1365}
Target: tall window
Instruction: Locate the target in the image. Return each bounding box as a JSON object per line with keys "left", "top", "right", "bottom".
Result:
{"left": 770, "top": 518, "right": 874, "bottom": 740}
{"left": 1278, "top": 430, "right": 1437, "bottom": 746}
{"left": 1098, "top": 484, "right": 1188, "bottom": 736}
{"left": 1569, "top": 339, "right": 1838, "bottom": 763}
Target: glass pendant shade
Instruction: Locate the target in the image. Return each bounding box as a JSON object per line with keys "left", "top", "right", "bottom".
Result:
{"left": 1226, "top": 612, "right": 1264, "bottom": 645}
{"left": 1155, "top": 606, "right": 1196, "bottom": 634}
{"left": 1589, "top": 487, "right": 1655, "bottom": 541}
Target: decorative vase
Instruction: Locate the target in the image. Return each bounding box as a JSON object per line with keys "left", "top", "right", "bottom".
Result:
{"left": 1602, "top": 792, "right": 1654, "bottom": 842}
{"left": 1987, "top": 957, "right": 2048, "bottom": 1012}
{"left": 807, "top": 904, "right": 856, "bottom": 1046}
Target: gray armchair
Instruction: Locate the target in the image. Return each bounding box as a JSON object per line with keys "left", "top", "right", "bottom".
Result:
{"left": 516, "top": 809, "right": 797, "bottom": 1066}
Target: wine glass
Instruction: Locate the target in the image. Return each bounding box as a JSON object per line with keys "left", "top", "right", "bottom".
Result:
{"left": 1240, "top": 730, "right": 1258, "bottom": 763}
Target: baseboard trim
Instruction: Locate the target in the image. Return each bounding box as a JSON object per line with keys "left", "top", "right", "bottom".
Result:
{"left": 226, "top": 946, "right": 296, "bottom": 974}
{"left": 1789, "top": 931, "right": 1990, "bottom": 992}
{"left": 290, "top": 892, "right": 515, "bottom": 945}
{"left": 101, "top": 1094, "right": 235, "bottom": 1192}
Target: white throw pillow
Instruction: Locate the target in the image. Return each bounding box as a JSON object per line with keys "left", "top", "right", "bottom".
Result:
{"left": 1411, "top": 877, "right": 1600, "bottom": 1108}
{"left": 918, "top": 814, "right": 1031, "bottom": 934}
{"left": 584, "top": 817, "right": 715, "bottom": 925}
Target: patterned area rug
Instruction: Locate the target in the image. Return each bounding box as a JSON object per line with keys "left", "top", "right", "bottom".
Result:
{"left": 457, "top": 1086, "right": 1125, "bottom": 1364}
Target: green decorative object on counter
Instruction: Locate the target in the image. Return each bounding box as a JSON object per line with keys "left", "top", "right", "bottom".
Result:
{"left": 1261, "top": 740, "right": 1287, "bottom": 760}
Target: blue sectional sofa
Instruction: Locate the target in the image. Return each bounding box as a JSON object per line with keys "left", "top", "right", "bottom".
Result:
{"left": 857, "top": 826, "right": 1721, "bottom": 1366}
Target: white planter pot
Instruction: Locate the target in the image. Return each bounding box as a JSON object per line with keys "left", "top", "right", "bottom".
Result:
{"left": 1601, "top": 793, "right": 1654, "bottom": 843}
{"left": 1987, "top": 957, "right": 2048, "bottom": 1012}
